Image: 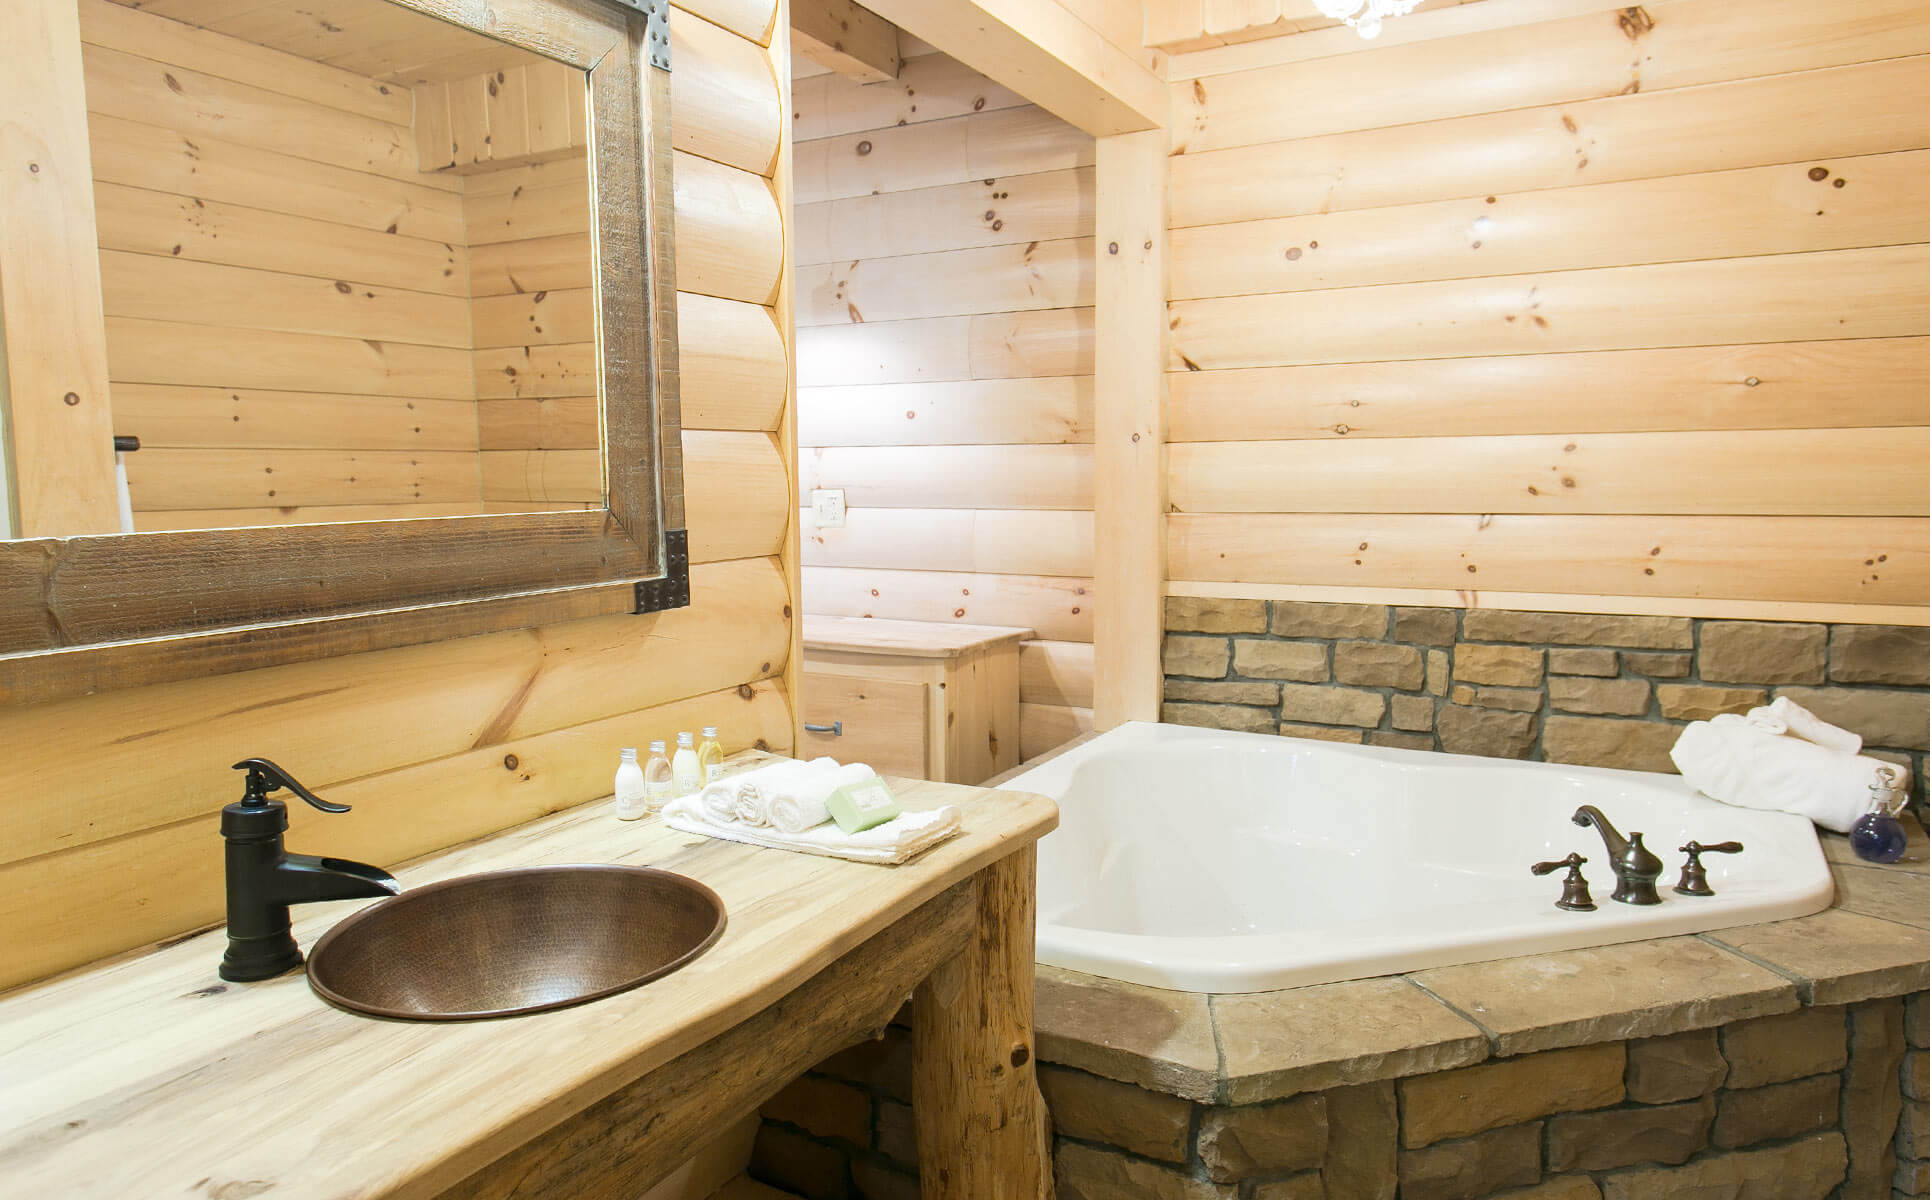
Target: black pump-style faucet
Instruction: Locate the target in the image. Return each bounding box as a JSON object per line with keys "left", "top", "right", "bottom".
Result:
{"left": 1572, "top": 805, "right": 1664, "bottom": 905}
{"left": 219, "top": 758, "right": 400, "bottom": 982}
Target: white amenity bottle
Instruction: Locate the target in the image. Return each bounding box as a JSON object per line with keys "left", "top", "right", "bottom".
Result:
{"left": 613, "top": 747, "right": 649, "bottom": 821}
{"left": 643, "top": 740, "right": 674, "bottom": 813}
{"left": 671, "top": 730, "right": 702, "bottom": 798}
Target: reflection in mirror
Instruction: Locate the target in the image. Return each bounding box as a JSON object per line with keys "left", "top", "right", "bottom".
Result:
{"left": 38, "top": 0, "right": 601, "bottom": 534}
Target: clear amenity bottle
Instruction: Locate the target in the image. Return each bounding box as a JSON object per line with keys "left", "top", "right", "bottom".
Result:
{"left": 643, "top": 740, "right": 674, "bottom": 814}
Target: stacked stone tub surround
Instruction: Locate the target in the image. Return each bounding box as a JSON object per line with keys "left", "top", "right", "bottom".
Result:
{"left": 746, "top": 600, "right": 1930, "bottom": 1199}
{"left": 1161, "top": 598, "right": 1930, "bottom": 805}
{"left": 750, "top": 833, "right": 1930, "bottom": 1200}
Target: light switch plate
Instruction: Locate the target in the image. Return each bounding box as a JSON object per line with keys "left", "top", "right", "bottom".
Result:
{"left": 810, "top": 488, "right": 846, "bottom": 528}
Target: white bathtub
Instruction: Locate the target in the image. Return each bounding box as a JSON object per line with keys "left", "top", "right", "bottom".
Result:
{"left": 1008, "top": 722, "right": 1834, "bottom": 994}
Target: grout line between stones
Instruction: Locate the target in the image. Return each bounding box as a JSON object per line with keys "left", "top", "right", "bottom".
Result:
{"left": 1400, "top": 973, "right": 1503, "bottom": 1058}
{"left": 1206, "top": 991, "right": 1230, "bottom": 1107}
{"left": 1694, "top": 931, "right": 1817, "bottom": 1005}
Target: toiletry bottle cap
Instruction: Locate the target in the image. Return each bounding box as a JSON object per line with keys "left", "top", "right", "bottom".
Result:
{"left": 677, "top": 731, "right": 694, "bottom": 747}
{"left": 620, "top": 747, "right": 637, "bottom": 761}
{"left": 649, "top": 739, "right": 666, "bottom": 753}
{"left": 702, "top": 726, "right": 718, "bottom": 737}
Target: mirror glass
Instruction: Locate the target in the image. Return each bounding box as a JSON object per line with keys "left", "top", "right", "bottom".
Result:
{"left": 29, "top": 0, "right": 601, "bottom": 535}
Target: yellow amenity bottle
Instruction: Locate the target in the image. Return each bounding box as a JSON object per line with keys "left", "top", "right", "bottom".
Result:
{"left": 697, "top": 726, "right": 724, "bottom": 784}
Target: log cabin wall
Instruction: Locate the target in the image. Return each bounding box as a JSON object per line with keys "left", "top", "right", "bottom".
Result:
{"left": 791, "top": 46, "right": 1101, "bottom": 761}
{"left": 76, "top": 0, "right": 485, "bottom": 529}
{"left": 0, "top": 0, "right": 797, "bottom": 994}
{"left": 1163, "top": 0, "right": 1930, "bottom": 618}
{"left": 463, "top": 15, "right": 794, "bottom": 537}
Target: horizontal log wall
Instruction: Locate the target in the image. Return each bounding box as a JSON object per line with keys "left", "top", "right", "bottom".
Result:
{"left": 0, "top": 0, "right": 799, "bottom": 993}
{"left": 468, "top": 16, "right": 788, "bottom": 531}
{"left": 78, "top": 0, "right": 483, "bottom": 526}
{"left": 793, "top": 47, "right": 1097, "bottom": 759}
{"left": 1164, "top": 0, "right": 1930, "bottom": 620}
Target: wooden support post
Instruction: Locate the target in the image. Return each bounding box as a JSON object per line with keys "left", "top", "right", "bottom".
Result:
{"left": 0, "top": 0, "right": 122, "bottom": 536}
{"left": 1092, "top": 129, "right": 1169, "bottom": 727}
{"left": 770, "top": 13, "right": 807, "bottom": 760}
{"left": 913, "top": 846, "right": 1049, "bottom": 1199}
{"left": 792, "top": 0, "right": 902, "bottom": 84}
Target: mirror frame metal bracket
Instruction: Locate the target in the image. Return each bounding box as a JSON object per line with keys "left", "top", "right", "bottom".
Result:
{"left": 635, "top": 529, "right": 690, "bottom": 613}
{"left": 0, "top": 0, "right": 688, "bottom": 705}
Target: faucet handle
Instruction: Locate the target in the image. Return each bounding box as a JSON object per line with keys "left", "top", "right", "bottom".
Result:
{"left": 1531, "top": 852, "right": 1596, "bottom": 912}
{"left": 1674, "top": 840, "right": 1743, "bottom": 897}
{"left": 233, "top": 758, "right": 349, "bottom": 814}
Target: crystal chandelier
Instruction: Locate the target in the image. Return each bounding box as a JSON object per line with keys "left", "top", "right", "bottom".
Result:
{"left": 1312, "top": 0, "right": 1425, "bottom": 38}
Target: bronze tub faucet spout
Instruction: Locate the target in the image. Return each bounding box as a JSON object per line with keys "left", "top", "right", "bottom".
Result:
{"left": 1571, "top": 805, "right": 1664, "bottom": 905}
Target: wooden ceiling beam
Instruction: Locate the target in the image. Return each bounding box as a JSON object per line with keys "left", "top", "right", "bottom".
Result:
{"left": 791, "top": 0, "right": 903, "bottom": 84}
{"left": 857, "top": 0, "right": 1164, "bottom": 136}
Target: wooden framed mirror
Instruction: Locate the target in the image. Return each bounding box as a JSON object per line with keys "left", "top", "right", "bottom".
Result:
{"left": 0, "top": 0, "right": 684, "bottom": 704}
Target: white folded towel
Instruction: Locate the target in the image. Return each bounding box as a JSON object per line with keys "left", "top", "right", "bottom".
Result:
{"left": 771, "top": 762, "right": 878, "bottom": 834}
{"left": 663, "top": 795, "right": 962, "bottom": 865}
{"left": 1670, "top": 715, "right": 1890, "bottom": 833}
{"left": 699, "top": 757, "right": 832, "bottom": 824}
{"left": 1740, "top": 696, "right": 1863, "bottom": 755}
{"left": 733, "top": 757, "right": 838, "bottom": 825}
{"left": 699, "top": 777, "right": 739, "bottom": 823}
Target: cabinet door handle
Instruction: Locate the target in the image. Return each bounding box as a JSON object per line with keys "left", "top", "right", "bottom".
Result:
{"left": 804, "top": 720, "right": 843, "bottom": 736}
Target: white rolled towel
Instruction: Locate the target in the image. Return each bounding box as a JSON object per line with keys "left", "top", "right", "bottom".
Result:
{"left": 1670, "top": 715, "right": 1890, "bottom": 833}
{"left": 1742, "top": 696, "right": 1863, "bottom": 755}
{"left": 733, "top": 757, "right": 837, "bottom": 826}
{"left": 664, "top": 795, "right": 963, "bottom": 865}
{"left": 699, "top": 778, "right": 740, "bottom": 823}
{"left": 771, "top": 762, "right": 878, "bottom": 834}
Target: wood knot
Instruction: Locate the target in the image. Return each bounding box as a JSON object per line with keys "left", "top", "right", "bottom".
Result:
{"left": 62, "top": 392, "right": 80, "bottom": 406}
{"left": 1010, "top": 1044, "right": 1030, "bottom": 1068}
{"left": 855, "top": 140, "right": 872, "bottom": 156}
{"left": 503, "top": 753, "right": 519, "bottom": 770}
{"left": 1616, "top": 6, "right": 1654, "bottom": 39}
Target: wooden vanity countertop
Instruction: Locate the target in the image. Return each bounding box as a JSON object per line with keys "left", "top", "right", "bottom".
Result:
{"left": 802, "top": 615, "right": 1035, "bottom": 658}
{"left": 0, "top": 770, "right": 1057, "bottom": 1199}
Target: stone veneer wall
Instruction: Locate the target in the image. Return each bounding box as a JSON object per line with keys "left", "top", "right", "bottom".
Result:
{"left": 1162, "top": 598, "right": 1930, "bottom": 804}
{"left": 749, "top": 993, "right": 1930, "bottom": 1200}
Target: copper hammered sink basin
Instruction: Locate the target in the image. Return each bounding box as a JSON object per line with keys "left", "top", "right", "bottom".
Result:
{"left": 306, "top": 865, "right": 727, "bottom": 1020}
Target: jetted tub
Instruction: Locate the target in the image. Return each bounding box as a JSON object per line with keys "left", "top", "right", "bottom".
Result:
{"left": 1009, "top": 722, "right": 1835, "bottom": 993}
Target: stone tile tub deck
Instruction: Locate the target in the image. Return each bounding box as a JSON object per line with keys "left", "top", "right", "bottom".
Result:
{"left": 751, "top": 823, "right": 1930, "bottom": 1200}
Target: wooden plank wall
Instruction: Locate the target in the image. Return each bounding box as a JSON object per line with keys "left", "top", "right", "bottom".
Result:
{"left": 1163, "top": 0, "right": 1930, "bottom": 618}
{"left": 468, "top": 15, "right": 793, "bottom": 569}
{"left": 0, "top": 0, "right": 796, "bottom": 994}
{"left": 76, "top": 0, "right": 483, "bottom": 529}
{"left": 792, "top": 46, "right": 1099, "bottom": 760}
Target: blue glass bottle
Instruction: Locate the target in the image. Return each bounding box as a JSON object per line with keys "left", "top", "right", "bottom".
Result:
{"left": 1851, "top": 767, "right": 1910, "bottom": 865}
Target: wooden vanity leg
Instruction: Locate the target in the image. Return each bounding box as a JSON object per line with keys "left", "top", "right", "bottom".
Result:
{"left": 912, "top": 845, "right": 1050, "bottom": 1200}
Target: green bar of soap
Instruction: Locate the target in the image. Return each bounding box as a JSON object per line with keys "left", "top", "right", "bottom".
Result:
{"left": 826, "top": 777, "right": 900, "bottom": 834}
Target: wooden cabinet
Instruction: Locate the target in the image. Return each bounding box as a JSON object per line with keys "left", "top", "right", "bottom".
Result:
{"left": 801, "top": 617, "right": 1030, "bottom": 785}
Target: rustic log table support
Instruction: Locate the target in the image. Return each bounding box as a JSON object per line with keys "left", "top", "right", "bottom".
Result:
{"left": 434, "top": 882, "right": 979, "bottom": 1200}
{"left": 913, "top": 845, "right": 1049, "bottom": 1200}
